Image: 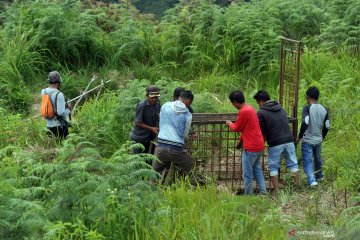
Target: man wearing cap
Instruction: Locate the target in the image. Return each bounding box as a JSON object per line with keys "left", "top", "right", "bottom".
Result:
{"left": 130, "top": 85, "right": 161, "bottom": 155}
{"left": 41, "top": 71, "right": 71, "bottom": 139}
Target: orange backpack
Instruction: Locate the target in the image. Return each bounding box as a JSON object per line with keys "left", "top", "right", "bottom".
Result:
{"left": 40, "top": 90, "right": 59, "bottom": 119}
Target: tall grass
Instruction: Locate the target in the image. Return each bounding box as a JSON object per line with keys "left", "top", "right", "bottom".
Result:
{"left": 134, "top": 183, "right": 287, "bottom": 240}
{"left": 0, "top": 109, "right": 46, "bottom": 148}
{"left": 300, "top": 51, "right": 360, "bottom": 194}
{"left": 0, "top": 32, "right": 44, "bottom": 112}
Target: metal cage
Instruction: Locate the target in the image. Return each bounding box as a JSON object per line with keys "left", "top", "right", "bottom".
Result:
{"left": 187, "top": 113, "right": 296, "bottom": 191}
{"left": 185, "top": 38, "right": 302, "bottom": 191}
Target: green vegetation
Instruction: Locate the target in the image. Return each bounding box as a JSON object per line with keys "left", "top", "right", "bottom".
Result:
{"left": 0, "top": 0, "right": 359, "bottom": 239}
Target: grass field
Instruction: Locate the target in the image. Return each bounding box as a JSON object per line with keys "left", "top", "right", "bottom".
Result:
{"left": 0, "top": 0, "right": 359, "bottom": 239}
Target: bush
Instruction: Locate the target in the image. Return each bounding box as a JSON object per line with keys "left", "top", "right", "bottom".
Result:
{"left": 0, "top": 111, "right": 45, "bottom": 149}
{"left": 0, "top": 136, "right": 159, "bottom": 240}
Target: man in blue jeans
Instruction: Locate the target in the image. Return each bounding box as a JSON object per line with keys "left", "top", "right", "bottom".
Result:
{"left": 254, "top": 90, "right": 299, "bottom": 193}
{"left": 226, "top": 90, "right": 267, "bottom": 195}
{"left": 297, "top": 87, "right": 330, "bottom": 187}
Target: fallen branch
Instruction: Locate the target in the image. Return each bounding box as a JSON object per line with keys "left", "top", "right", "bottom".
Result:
{"left": 72, "top": 75, "right": 97, "bottom": 113}
{"left": 67, "top": 79, "right": 112, "bottom": 104}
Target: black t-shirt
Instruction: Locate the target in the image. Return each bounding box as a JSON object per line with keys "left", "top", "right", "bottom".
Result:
{"left": 130, "top": 99, "right": 160, "bottom": 141}
{"left": 257, "top": 100, "right": 294, "bottom": 147}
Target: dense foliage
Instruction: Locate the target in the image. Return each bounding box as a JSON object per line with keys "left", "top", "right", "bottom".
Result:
{"left": 0, "top": 0, "right": 359, "bottom": 239}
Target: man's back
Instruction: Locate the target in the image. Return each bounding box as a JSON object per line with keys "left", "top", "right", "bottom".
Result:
{"left": 153, "top": 91, "right": 195, "bottom": 175}
{"left": 41, "top": 87, "right": 69, "bottom": 127}
{"left": 230, "top": 104, "right": 264, "bottom": 152}
{"left": 158, "top": 101, "right": 192, "bottom": 148}
{"left": 257, "top": 100, "right": 294, "bottom": 147}
{"left": 301, "top": 104, "right": 328, "bottom": 145}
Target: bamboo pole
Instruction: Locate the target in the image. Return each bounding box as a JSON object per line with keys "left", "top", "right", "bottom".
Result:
{"left": 72, "top": 75, "right": 97, "bottom": 112}
{"left": 67, "top": 79, "right": 112, "bottom": 104}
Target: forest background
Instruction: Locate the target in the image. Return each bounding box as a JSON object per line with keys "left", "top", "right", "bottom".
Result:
{"left": 0, "top": 0, "right": 359, "bottom": 239}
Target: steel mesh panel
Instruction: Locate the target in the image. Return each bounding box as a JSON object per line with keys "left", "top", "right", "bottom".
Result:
{"left": 279, "top": 37, "right": 301, "bottom": 138}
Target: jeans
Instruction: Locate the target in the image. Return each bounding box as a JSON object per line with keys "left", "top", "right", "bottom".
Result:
{"left": 268, "top": 142, "right": 299, "bottom": 176}
{"left": 242, "top": 150, "right": 267, "bottom": 195}
{"left": 301, "top": 142, "right": 323, "bottom": 185}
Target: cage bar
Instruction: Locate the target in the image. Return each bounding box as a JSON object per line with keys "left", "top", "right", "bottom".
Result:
{"left": 279, "top": 37, "right": 301, "bottom": 137}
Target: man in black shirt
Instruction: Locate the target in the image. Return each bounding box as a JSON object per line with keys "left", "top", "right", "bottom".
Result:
{"left": 130, "top": 85, "right": 161, "bottom": 154}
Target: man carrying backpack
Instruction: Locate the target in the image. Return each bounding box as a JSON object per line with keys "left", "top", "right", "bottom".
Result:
{"left": 41, "top": 71, "right": 71, "bottom": 139}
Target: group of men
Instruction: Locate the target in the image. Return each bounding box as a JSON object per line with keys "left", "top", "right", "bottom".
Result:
{"left": 129, "top": 84, "right": 330, "bottom": 194}
{"left": 226, "top": 87, "right": 329, "bottom": 194}
{"left": 41, "top": 71, "right": 330, "bottom": 194}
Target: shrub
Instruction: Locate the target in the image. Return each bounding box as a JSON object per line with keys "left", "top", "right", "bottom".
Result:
{"left": 0, "top": 111, "right": 46, "bottom": 149}
{"left": 0, "top": 135, "right": 159, "bottom": 239}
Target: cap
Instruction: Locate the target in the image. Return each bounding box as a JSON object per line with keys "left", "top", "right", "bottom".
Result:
{"left": 47, "top": 71, "right": 62, "bottom": 83}
{"left": 146, "top": 85, "right": 160, "bottom": 97}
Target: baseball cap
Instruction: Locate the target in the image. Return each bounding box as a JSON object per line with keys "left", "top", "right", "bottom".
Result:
{"left": 47, "top": 71, "right": 62, "bottom": 83}
{"left": 146, "top": 85, "right": 160, "bottom": 97}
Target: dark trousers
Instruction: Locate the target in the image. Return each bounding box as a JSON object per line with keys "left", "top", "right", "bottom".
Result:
{"left": 153, "top": 146, "right": 194, "bottom": 174}
{"left": 48, "top": 126, "right": 69, "bottom": 139}
{"left": 132, "top": 139, "right": 156, "bottom": 165}
{"left": 132, "top": 140, "right": 151, "bottom": 154}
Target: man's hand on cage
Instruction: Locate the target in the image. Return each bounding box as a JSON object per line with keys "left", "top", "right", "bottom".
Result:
{"left": 225, "top": 120, "right": 233, "bottom": 127}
